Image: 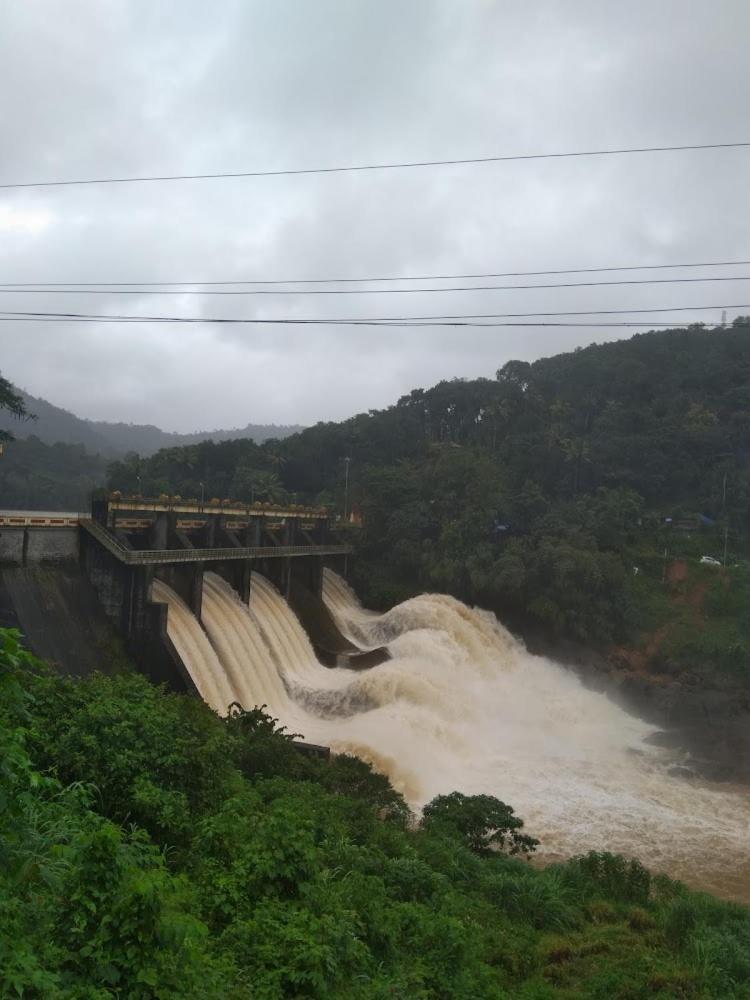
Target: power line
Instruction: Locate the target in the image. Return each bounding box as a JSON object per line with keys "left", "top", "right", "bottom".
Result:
{"left": 1, "top": 141, "right": 749, "bottom": 191}
{"left": 342, "top": 302, "right": 750, "bottom": 320}
{"left": 2, "top": 275, "right": 750, "bottom": 296}
{"left": 0, "top": 306, "right": 744, "bottom": 328}
{"left": 0, "top": 317, "right": 740, "bottom": 329}
{"left": 1, "top": 302, "right": 748, "bottom": 323}
{"left": 4, "top": 257, "right": 750, "bottom": 287}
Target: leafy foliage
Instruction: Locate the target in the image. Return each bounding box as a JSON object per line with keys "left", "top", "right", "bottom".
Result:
{"left": 0, "top": 372, "right": 29, "bottom": 438}
{"left": 421, "top": 791, "right": 538, "bottom": 855}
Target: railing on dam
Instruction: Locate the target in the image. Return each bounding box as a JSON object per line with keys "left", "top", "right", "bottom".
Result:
{"left": 0, "top": 510, "right": 87, "bottom": 527}
{"left": 108, "top": 496, "right": 328, "bottom": 520}
{"left": 81, "top": 518, "right": 352, "bottom": 565}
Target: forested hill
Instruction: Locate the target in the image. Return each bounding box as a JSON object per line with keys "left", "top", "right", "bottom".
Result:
{"left": 108, "top": 323, "right": 750, "bottom": 662}
{"left": 277, "top": 321, "right": 750, "bottom": 507}
{"left": 0, "top": 386, "right": 303, "bottom": 456}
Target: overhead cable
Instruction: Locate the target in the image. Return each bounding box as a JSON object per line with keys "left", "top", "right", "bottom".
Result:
{"left": 1, "top": 141, "right": 749, "bottom": 191}
{"left": 0, "top": 317, "right": 740, "bottom": 329}
{"left": 0, "top": 307, "right": 745, "bottom": 328}
{"left": 2, "top": 275, "right": 750, "bottom": 296}
{"left": 4, "top": 257, "right": 750, "bottom": 287}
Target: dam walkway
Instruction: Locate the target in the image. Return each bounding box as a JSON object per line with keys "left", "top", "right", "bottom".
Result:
{"left": 81, "top": 517, "right": 352, "bottom": 565}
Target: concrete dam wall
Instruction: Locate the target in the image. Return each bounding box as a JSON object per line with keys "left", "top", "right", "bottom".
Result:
{"left": 0, "top": 563, "right": 123, "bottom": 678}
{"left": 0, "top": 524, "right": 124, "bottom": 677}
{"left": 0, "top": 523, "right": 183, "bottom": 687}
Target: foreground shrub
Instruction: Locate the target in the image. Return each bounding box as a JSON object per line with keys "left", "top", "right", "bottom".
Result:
{"left": 27, "top": 671, "right": 242, "bottom": 848}
{"left": 562, "top": 851, "right": 652, "bottom": 905}
{"left": 421, "top": 791, "right": 539, "bottom": 856}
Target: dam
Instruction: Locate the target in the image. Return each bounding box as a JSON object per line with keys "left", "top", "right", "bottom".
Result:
{"left": 2, "top": 501, "right": 750, "bottom": 902}
{"left": 0, "top": 496, "right": 356, "bottom": 693}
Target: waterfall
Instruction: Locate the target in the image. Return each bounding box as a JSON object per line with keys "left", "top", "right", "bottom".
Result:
{"left": 150, "top": 578, "right": 235, "bottom": 715}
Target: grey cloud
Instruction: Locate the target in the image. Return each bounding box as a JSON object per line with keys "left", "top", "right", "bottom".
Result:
{"left": 0, "top": 1, "right": 748, "bottom": 431}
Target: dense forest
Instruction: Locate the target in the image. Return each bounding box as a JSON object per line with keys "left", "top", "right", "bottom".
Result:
{"left": 3, "top": 629, "right": 750, "bottom": 998}
{"left": 107, "top": 324, "right": 750, "bottom": 674}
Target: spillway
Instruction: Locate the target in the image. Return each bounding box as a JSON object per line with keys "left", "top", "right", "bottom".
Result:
{"left": 321, "top": 569, "right": 380, "bottom": 648}
{"left": 200, "top": 572, "right": 289, "bottom": 717}
{"left": 151, "top": 579, "right": 235, "bottom": 715}
{"left": 155, "top": 566, "right": 750, "bottom": 902}
{"left": 249, "top": 572, "right": 320, "bottom": 684}
{"left": 248, "top": 572, "right": 365, "bottom": 699}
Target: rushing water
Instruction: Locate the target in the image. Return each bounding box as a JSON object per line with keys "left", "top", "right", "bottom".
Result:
{"left": 151, "top": 579, "right": 235, "bottom": 714}
{"left": 201, "top": 572, "right": 290, "bottom": 717}
{"left": 153, "top": 569, "right": 750, "bottom": 903}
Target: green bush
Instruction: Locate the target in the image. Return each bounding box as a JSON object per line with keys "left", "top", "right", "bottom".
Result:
{"left": 27, "top": 671, "right": 242, "bottom": 848}
{"left": 421, "top": 791, "right": 538, "bottom": 856}
{"left": 562, "top": 851, "right": 652, "bottom": 905}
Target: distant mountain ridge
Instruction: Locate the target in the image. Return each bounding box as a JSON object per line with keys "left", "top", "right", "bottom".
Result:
{"left": 0, "top": 387, "right": 303, "bottom": 456}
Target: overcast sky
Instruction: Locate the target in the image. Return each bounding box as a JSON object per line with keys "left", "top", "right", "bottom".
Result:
{"left": 1, "top": 0, "right": 749, "bottom": 431}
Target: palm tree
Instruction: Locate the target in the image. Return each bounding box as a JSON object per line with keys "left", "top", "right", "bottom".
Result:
{"left": 252, "top": 471, "right": 286, "bottom": 503}
{"left": 265, "top": 441, "right": 287, "bottom": 472}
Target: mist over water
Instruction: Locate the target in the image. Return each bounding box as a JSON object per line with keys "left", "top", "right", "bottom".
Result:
{"left": 153, "top": 569, "right": 750, "bottom": 902}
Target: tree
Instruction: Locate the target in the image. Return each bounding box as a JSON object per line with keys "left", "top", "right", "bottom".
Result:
{"left": 250, "top": 470, "right": 286, "bottom": 503}
{"left": 496, "top": 359, "right": 532, "bottom": 392}
{"left": 230, "top": 457, "right": 263, "bottom": 502}
{"left": 421, "top": 792, "right": 538, "bottom": 856}
{"left": 0, "top": 373, "right": 32, "bottom": 442}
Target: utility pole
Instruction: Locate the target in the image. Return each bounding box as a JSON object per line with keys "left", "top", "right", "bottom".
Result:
{"left": 723, "top": 523, "right": 729, "bottom": 568}
{"left": 343, "top": 456, "right": 351, "bottom": 522}
{"left": 199, "top": 481, "right": 205, "bottom": 507}
{"left": 722, "top": 473, "right": 728, "bottom": 567}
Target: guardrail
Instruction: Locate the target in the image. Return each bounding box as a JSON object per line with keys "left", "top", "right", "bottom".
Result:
{"left": 81, "top": 518, "right": 352, "bottom": 565}
{"left": 0, "top": 511, "right": 89, "bottom": 527}
{"left": 109, "top": 498, "right": 328, "bottom": 520}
